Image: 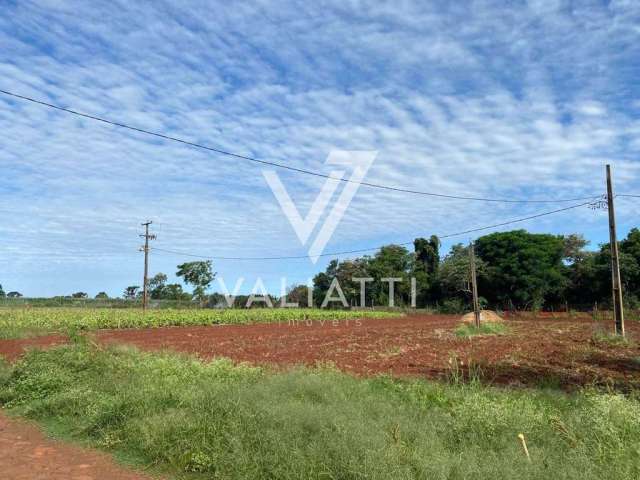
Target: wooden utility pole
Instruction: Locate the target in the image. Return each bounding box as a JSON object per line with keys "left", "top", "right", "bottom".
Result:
{"left": 469, "top": 241, "right": 481, "bottom": 328}
{"left": 139, "top": 221, "right": 156, "bottom": 312}
{"left": 606, "top": 165, "right": 625, "bottom": 336}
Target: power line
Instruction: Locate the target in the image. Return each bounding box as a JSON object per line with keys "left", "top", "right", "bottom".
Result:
{"left": 150, "top": 199, "right": 596, "bottom": 261}
{"left": 0, "top": 88, "right": 599, "bottom": 204}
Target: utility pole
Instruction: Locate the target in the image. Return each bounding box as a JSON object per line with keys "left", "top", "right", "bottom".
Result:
{"left": 606, "top": 165, "right": 625, "bottom": 336}
{"left": 139, "top": 221, "right": 156, "bottom": 312}
{"left": 469, "top": 241, "right": 481, "bottom": 328}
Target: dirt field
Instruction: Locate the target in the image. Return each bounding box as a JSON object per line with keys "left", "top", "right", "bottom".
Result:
{"left": 2, "top": 314, "right": 639, "bottom": 390}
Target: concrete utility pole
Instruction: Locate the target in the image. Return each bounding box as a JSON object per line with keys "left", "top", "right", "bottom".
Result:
{"left": 139, "top": 221, "right": 156, "bottom": 312}
{"left": 606, "top": 165, "right": 625, "bottom": 336}
{"left": 469, "top": 241, "right": 481, "bottom": 328}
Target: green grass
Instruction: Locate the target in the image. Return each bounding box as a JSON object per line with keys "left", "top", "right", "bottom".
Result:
{"left": 0, "top": 307, "right": 398, "bottom": 339}
{"left": 1, "top": 343, "right": 639, "bottom": 479}
{"left": 455, "top": 322, "right": 509, "bottom": 338}
{"left": 591, "top": 330, "right": 634, "bottom": 347}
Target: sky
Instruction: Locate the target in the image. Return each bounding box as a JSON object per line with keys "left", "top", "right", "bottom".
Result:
{"left": 1, "top": 0, "right": 640, "bottom": 297}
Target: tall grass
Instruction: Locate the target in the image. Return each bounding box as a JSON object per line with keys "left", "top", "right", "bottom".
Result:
{"left": 1, "top": 343, "right": 638, "bottom": 479}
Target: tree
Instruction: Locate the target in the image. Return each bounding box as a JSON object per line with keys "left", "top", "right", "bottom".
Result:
{"left": 620, "top": 227, "right": 640, "bottom": 300}
{"left": 414, "top": 236, "right": 440, "bottom": 275}
{"left": 71, "top": 292, "right": 88, "bottom": 299}
{"left": 176, "top": 261, "right": 215, "bottom": 303}
{"left": 123, "top": 286, "right": 140, "bottom": 300}
{"left": 149, "top": 273, "right": 168, "bottom": 299}
{"left": 565, "top": 228, "right": 640, "bottom": 308}
{"left": 285, "top": 284, "right": 311, "bottom": 307}
{"left": 562, "top": 234, "right": 589, "bottom": 263}
{"left": 0, "top": 284, "right": 5, "bottom": 298}
{"left": 368, "top": 245, "right": 413, "bottom": 307}
{"left": 439, "top": 243, "right": 487, "bottom": 296}
{"left": 95, "top": 292, "right": 109, "bottom": 299}
{"left": 413, "top": 236, "right": 441, "bottom": 304}
{"left": 161, "top": 283, "right": 191, "bottom": 301}
{"left": 7, "top": 291, "right": 22, "bottom": 298}
{"left": 149, "top": 272, "right": 167, "bottom": 288}
{"left": 475, "top": 230, "right": 567, "bottom": 309}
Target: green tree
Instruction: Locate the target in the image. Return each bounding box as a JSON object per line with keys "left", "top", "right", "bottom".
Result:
{"left": 562, "top": 234, "right": 589, "bottom": 263}
{"left": 566, "top": 228, "right": 640, "bottom": 308}
{"left": 285, "top": 284, "right": 311, "bottom": 307}
{"left": 149, "top": 273, "right": 168, "bottom": 299}
{"left": 413, "top": 236, "right": 441, "bottom": 305}
{"left": 0, "top": 284, "right": 5, "bottom": 298}
{"left": 313, "top": 260, "right": 340, "bottom": 307}
{"left": 176, "top": 261, "right": 215, "bottom": 304}
{"left": 7, "top": 291, "right": 23, "bottom": 298}
{"left": 71, "top": 292, "right": 88, "bottom": 299}
{"left": 414, "top": 236, "right": 440, "bottom": 275}
{"left": 123, "top": 286, "right": 140, "bottom": 300}
{"left": 620, "top": 227, "right": 640, "bottom": 300}
{"left": 95, "top": 292, "right": 109, "bottom": 299}
{"left": 162, "top": 283, "right": 191, "bottom": 301}
{"left": 475, "top": 230, "right": 567, "bottom": 309}
{"left": 439, "top": 243, "right": 487, "bottom": 298}
{"left": 367, "top": 245, "right": 413, "bottom": 307}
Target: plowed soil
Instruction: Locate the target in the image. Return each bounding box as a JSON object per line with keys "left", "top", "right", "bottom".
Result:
{"left": 3, "top": 314, "right": 638, "bottom": 390}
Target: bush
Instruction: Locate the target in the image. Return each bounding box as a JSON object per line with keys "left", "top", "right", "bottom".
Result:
{"left": 438, "top": 298, "right": 468, "bottom": 314}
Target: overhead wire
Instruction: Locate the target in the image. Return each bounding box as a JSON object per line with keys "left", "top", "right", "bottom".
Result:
{"left": 0, "top": 88, "right": 600, "bottom": 204}
{"left": 150, "top": 198, "right": 598, "bottom": 261}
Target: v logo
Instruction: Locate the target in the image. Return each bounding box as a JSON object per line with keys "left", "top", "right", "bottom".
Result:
{"left": 263, "top": 150, "right": 378, "bottom": 263}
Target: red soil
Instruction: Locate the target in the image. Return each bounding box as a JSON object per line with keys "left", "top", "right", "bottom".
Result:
{"left": 0, "top": 411, "right": 157, "bottom": 480}
{"left": 2, "top": 315, "right": 639, "bottom": 389}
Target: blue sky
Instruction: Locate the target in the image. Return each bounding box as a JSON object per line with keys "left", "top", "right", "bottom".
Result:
{"left": 1, "top": 0, "right": 640, "bottom": 297}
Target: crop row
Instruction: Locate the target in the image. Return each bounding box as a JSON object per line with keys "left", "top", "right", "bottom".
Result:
{"left": 0, "top": 307, "right": 398, "bottom": 338}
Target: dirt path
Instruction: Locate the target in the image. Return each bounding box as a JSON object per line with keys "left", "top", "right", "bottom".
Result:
{"left": 0, "top": 411, "right": 157, "bottom": 480}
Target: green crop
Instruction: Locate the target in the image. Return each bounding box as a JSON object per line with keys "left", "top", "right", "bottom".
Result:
{"left": 0, "top": 307, "right": 399, "bottom": 339}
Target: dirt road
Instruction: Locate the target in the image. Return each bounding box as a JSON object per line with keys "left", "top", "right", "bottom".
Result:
{"left": 0, "top": 411, "right": 156, "bottom": 480}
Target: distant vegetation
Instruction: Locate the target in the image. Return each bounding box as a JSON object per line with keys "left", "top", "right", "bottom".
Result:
{"left": 0, "top": 307, "right": 397, "bottom": 339}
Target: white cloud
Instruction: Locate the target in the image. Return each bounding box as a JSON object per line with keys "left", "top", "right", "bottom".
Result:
{"left": 1, "top": 0, "right": 639, "bottom": 295}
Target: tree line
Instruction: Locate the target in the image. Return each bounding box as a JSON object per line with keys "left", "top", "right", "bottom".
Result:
{"left": 305, "top": 228, "right": 640, "bottom": 312}
{"left": 146, "top": 227, "right": 640, "bottom": 311}
{"left": 0, "top": 284, "right": 22, "bottom": 298}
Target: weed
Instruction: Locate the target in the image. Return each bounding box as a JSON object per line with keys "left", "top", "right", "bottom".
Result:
{"left": 591, "top": 330, "right": 633, "bottom": 347}
{"left": 445, "top": 353, "right": 484, "bottom": 385}
{"left": 455, "top": 322, "right": 508, "bottom": 338}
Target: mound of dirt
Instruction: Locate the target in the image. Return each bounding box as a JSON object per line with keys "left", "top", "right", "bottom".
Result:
{"left": 460, "top": 310, "right": 504, "bottom": 324}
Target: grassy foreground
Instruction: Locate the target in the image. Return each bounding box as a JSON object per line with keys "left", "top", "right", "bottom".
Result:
{"left": 0, "top": 307, "right": 397, "bottom": 339}
{"left": 1, "top": 343, "right": 639, "bottom": 479}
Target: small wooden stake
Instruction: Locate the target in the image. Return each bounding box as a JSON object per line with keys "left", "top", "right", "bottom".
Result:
{"left": 518, "top": 433, "right": 531, "bottom": 462}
